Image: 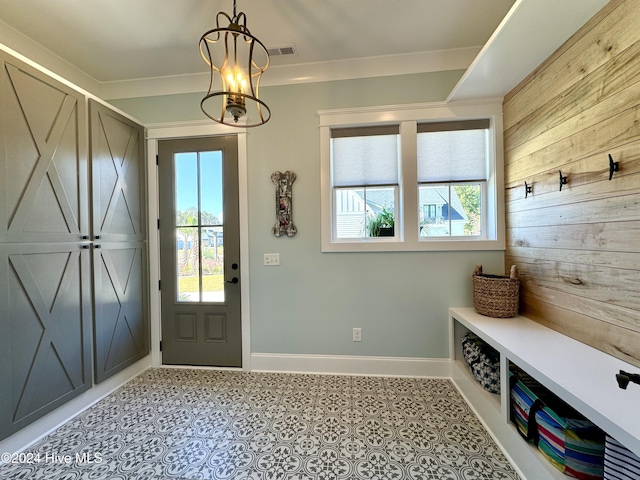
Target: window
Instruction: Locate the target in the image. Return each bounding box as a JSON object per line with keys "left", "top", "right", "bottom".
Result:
{"left": 417, "top": 120, "right": 488, "bottom": 239}
{"left": 319, "top": 101, "right": 505, "bottom": 252}
{"left": 332, "top": 126, "right": 399, "bottom": 239}
{"left": 423, "top": 204, "right": 437, "bottom": 222}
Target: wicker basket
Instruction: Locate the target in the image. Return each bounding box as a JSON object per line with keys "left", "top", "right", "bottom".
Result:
{"left": 473, "top": 264, "right": 520, "bottom": 318}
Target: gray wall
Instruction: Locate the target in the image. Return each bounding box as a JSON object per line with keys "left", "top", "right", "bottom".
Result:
{"left": 111, "top": 71, "right": 505, "bottom": 359}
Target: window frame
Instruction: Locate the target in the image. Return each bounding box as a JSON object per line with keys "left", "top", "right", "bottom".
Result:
{"left": 319, "top": 100, "right": 505, "bottom": 252}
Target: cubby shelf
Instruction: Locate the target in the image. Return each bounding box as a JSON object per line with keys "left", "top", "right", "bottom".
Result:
{"left": 449, "top": 307, "right": 640, "bottom": 480}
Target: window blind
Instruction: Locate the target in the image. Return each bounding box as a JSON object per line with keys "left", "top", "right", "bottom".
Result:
{"left": 332, "top": 125, "right": 399, "bottom": 187}
{"left": 417, "top": 120, "right": 489, "bottom": 183}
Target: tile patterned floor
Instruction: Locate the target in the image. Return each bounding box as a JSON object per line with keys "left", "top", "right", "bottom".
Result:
{"left": 0, "top": 368, "right": 520, "bottom": 479}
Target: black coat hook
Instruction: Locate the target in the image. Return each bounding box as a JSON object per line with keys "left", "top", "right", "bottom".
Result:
{"left": 609, "top": 154, "right": 619, "bottom": 180}
{"left": 616, "top": 370, "right": 640, "bottom": 389}
{"left": 559, "top": 170, "right": 568, "bottom": 191}
{"left": 525, "top": 181, "right": 533, "bottom": 199}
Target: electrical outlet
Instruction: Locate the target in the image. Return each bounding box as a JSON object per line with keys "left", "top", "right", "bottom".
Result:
{"left": 263, "top": 253, "right": 280, "bottom": 266}
{"left": 353, "top": 327, "right": 362, "bottom": 342}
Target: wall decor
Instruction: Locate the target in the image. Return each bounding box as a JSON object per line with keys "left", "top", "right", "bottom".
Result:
{"left": 271, "top": 170, "right": 297, "bottom": 237}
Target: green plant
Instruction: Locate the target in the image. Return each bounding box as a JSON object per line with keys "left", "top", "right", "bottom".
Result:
{"left": 368, "top": 206, "right": 394, "bottom": 237}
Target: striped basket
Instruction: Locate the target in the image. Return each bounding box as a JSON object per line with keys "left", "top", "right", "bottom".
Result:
{"left": 510, "top": 370, "right": 548, "bottom": 442}
{"left": 473, "top": 264, "right": 520, "bottom": 318}
{"left": 510, "top": 367, "right": 605, "bottom": 479}
{"left": 604, "top": 435, "right": 640, "bottom": 480}
{"left": 536, "top": 406, "right": 605, "bottom": 479}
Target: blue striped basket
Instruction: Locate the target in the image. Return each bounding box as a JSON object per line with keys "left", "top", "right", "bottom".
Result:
{"left": 510, "top": 367, "right": 605, "bottom": 479}
{"left": 536, "top": 406, "right": 605, "bottom": 479}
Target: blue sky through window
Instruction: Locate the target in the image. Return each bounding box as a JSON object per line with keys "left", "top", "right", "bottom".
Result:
{"left": 175, "top": 151, "right": 223, "bottom": 222}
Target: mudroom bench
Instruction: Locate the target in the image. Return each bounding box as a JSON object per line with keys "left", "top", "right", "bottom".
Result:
{"left": 449, "top": 307, "right": 640, "bottom": 480}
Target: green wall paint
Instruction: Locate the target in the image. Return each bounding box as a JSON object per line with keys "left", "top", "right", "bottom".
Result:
{"left": 111, "top": 71, "right": 505, "bottom": 359}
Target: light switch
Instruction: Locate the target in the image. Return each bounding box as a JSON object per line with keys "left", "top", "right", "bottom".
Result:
{"left": 264, "top": 253, "right": 280, "bottom": 266}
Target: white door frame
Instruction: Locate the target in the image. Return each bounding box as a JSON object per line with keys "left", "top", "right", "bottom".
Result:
{"left": 146, "top": 121, "right": 251, "bottom": 370}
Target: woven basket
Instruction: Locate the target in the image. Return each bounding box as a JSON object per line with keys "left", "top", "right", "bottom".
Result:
{"left": 473, "top": 264, "right": 520, "bottom": 318}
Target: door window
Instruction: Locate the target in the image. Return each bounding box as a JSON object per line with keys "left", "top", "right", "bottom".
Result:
{"left": 174, "top": 151, "right": 225, "bottom": 303}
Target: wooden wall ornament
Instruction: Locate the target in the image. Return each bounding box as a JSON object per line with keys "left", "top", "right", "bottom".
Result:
{"left": 271, "top": 171, "right": 297, "bottom": 237}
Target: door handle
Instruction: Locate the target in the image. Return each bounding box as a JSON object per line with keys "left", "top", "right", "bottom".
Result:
{"left": 226, "top": 277, "right": 239, "bottom": 284}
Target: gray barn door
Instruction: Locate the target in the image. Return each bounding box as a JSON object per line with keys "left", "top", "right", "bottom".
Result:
{"left": 0, "top": 52, "right": 91, "bottom": 440}
{"left": 89, "top": 100, "right": 149, "bottom": 383}
{"left": 0, "top": 54, "right": 89, "bottom": 243}
{"left": 0, "top": 244, "right": 91, "bottom": 438}
{"left": 158, "top": 136, "right": 241, "bottom": 367}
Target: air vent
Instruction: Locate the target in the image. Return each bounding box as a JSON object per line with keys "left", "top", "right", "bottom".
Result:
{"left": 267, "top": 44, "right": 297, "bottom": 57}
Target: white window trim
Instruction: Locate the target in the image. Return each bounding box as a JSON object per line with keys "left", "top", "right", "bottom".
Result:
{"left": 319, "top": 100, "right": 505, "bottom": 252}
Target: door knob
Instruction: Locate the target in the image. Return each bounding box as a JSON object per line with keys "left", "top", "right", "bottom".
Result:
{"left": 226, "top": 277, "right": 239, "bottom": 284}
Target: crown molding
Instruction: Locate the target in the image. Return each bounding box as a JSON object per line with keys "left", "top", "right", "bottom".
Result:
{"left": 100, "top": 47, "right": 480, "bottom": 100}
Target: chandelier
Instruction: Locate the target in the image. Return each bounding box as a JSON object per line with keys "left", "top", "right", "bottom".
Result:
{"left": 200, "top": 0, "right": 271, "bottom": 127}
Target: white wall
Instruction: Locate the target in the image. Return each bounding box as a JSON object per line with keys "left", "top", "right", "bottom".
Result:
{"left": 111, "top": 72, "right": 505, "bottom": 361}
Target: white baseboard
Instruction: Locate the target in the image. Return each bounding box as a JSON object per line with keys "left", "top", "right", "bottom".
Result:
{"left": 0, "top": 358, "right": 151, "bottom": 456}
{"left": 251, "top": 353, "right": 451, "bottom": 378}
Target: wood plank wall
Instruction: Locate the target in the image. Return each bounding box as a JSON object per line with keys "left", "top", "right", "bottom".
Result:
{"left": 503, "top": 0, "right": 640, "bottom": 368}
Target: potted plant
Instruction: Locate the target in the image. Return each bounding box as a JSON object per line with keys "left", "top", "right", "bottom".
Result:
{"left": 368, "top": 206, "right": 395, "bottom": 237}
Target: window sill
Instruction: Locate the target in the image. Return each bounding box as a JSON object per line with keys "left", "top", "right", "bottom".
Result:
{"left": 321, "top": 238, "right": 505, "bottom": 253}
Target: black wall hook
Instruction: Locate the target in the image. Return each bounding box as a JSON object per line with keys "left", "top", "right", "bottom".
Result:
{"left": 609, "top": 154, "right": 619, "bottom": 180}
{"left": 559, "top": 170, "right": 568, "bottom": 191}
{"left": 616, "top": 370, "right": 640, "bottom": 389}
{"left": 525, "top": 181, "right": 533, "bottom": 199}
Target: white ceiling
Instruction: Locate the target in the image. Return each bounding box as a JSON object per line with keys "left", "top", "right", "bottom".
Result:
{"left": 0, "top": 0, "right": 608, "bottom": 100}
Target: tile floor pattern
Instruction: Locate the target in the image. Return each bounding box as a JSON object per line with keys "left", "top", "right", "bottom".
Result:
{"left": 0, "top": 368, "right": 521, "bottom": 480}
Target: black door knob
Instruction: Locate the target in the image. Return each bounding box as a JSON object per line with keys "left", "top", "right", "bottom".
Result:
{"left": 226, "top": 277, "right": 239, "bottom": 284}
